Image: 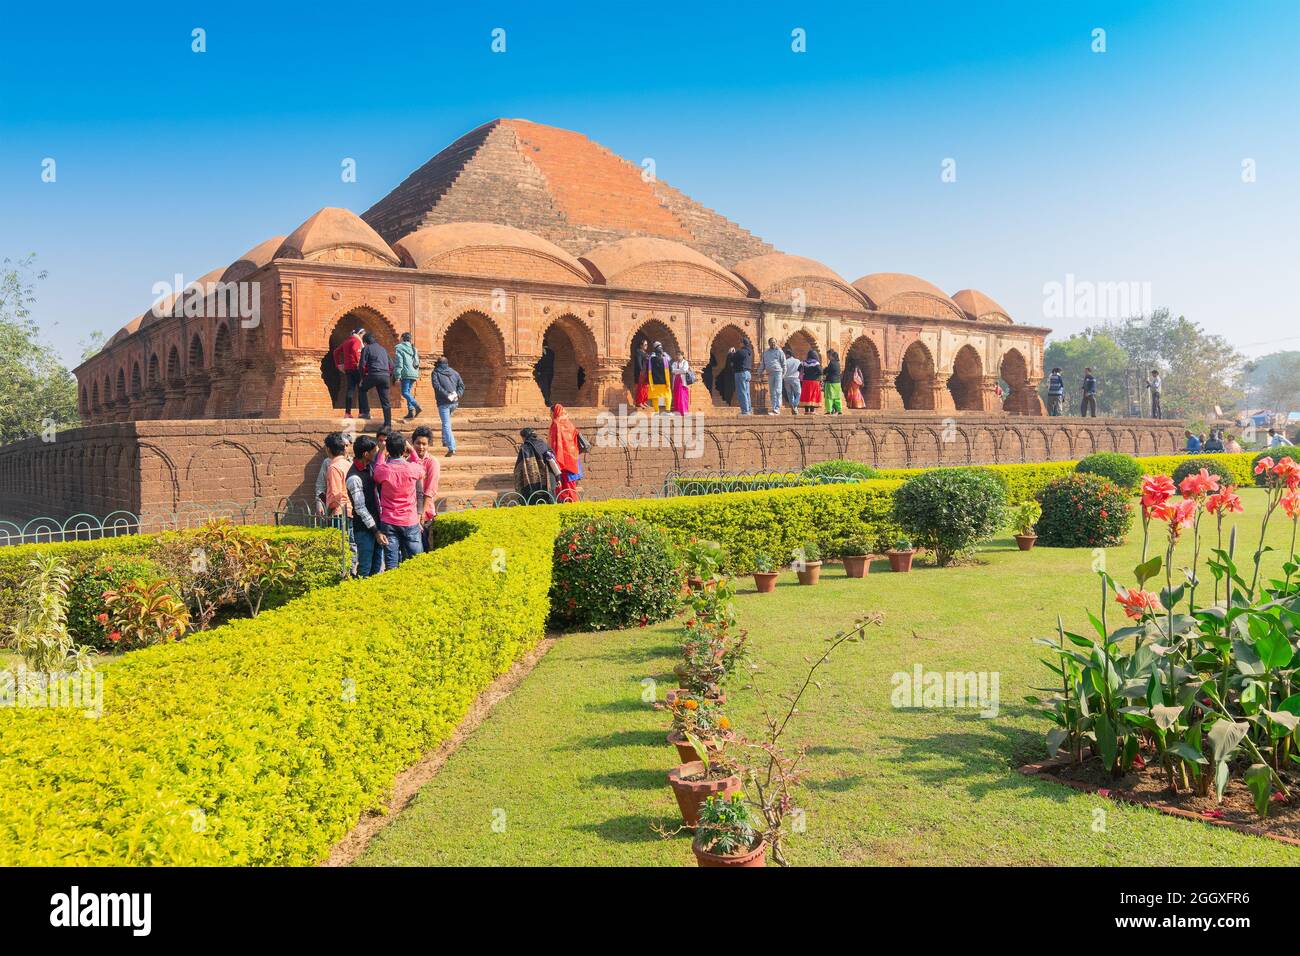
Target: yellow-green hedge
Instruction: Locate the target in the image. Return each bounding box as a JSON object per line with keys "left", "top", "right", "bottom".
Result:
{"left": 559, "top": 480, "right": 905, "bottom": 572}
{"left": 0, "top": 507, "right": 558, "bottom": 865}
{"left": 670, "top": 454, "right": 1258, "bottom": 507}
{"left": 0, "top": 525, "right": 344, "bottom": 628}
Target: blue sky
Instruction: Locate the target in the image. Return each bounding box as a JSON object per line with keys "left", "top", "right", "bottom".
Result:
{"left": 2, "top": 0, "right": 1297, "bottom": 368}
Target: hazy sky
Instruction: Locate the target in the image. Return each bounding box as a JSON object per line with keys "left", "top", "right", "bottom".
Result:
{"left": 2, "top": 0, "right": 1297, "bottom": 369}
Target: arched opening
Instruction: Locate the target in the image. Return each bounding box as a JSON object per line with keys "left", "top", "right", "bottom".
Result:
{"left": 441, "top": 311, "right": 507, "bottom": 407}
{"left": 846, "top": 336, "right": 882, "bottom": 410}
{"left": 102, "top": 376, "right": 112, "bottom": 406}
{"left": 895, "top": 341, "right": 936, "bottom": 410}
{"left": 130, "top": 361, "right": 143, "bottom": 396}
{"left": 188, "top": 334, "right": 205, "bottom": 374}
{"left": 213, "top": 323, "right": 232, "bottom": 367}
{"left": 707, "top": 324, "right": 752, "bottom": 407}
{"left": 1000, "top": 349, "right": 1030, "bottom": 415}
{"left": 538, "top": 314, "right": 599, "bottom": 407}
{"left": 90, "top": 383, "right": 100, "bottom": 411}
{"left": 784, "top": 329, "right": 818, "bottom": 360}
{"left": 115, "top": 368, "right": 127, "bottom": 400}
{"left": 147, "top": 353, "right": 160, "bottom": 388}
{"left": 623, "top": 319, "right": 682, "bottom": 395}
{"left": 320, "top": 309, "right": 398, "bottom": 410}
{"left": 947, "top": 344, "right": 983, "bottom": 411}
{"left": 166, "top": 346, "right": 181, "bottom": 383}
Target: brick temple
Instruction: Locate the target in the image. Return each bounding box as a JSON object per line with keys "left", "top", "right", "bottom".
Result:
{"left": 1, "top": 120, "right": 1180, "bottom": 523}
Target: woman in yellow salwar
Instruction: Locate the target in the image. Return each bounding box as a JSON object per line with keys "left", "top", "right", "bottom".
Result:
{"left": 645, "top": 341, "right": 673, "bottom": 412}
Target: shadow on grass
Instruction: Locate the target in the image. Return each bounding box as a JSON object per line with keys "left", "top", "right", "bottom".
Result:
{"left": 879, "top": 719, "right": 1065, "bottom": 801}
{"left": 582, "top": 698, "right": 658, "bottom": 715}
{"left": 564, "top": 728, "right": 665, "bottom": 751}
{"left": 583, "top": 643, "right": 679, "bottom": 664}
{"left": 585, "top": 768, "right": 669, "bottom": 790}
{"left": 572, "top": 814, "right": 675, "bottom": 844}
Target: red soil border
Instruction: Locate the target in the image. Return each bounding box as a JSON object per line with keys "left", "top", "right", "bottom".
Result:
{"left": 1018, "top": 754, "right": 1300, "bottom": 848}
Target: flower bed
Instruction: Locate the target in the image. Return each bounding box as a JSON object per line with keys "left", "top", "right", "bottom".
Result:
{"left": 0, "top": 508, "right": 558, "bottom": 865}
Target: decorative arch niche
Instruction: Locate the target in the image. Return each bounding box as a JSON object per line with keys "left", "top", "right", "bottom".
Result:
{"left": 441, "top": 311, "right": 507, "bottom": 407}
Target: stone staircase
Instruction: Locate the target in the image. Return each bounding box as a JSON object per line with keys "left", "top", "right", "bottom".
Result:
{"left": 433, "top": 431, "right": 515, "bottom": 497}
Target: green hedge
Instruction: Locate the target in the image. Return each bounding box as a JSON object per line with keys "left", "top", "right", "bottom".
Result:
{"left": 0, "top": 508, "right": 558, "bottom": 865}
{"left": 558, "top": 480, "right": 904, "bottom": 573}
{"left": 670, "top": 454, "right": 1258, "bottom": 506}
{"left": 0, "top": 525, "right": 343, "bottom": 631}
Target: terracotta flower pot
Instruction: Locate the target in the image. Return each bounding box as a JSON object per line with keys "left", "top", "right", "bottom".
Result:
{"left": 687, "top": 575, "right": 704, "bottom": 591}
{"left": 692, "top": 836, "right": 767, "bottom": 868}
{"left": 667, "top": 730, "right": 727, "bottom": 764}
{"left": 796, "top": 561, "right": 822, "bottom": 585}
{"left": 666, "top": 689, "right": 726, "bottom": 707}
{"left": 753, "top": 571, "right": 779, "bottom": 593}
{"left": 841, "top": 554, "right": 871, "bottom": 578}
{"left": 887, "top": 550, "right": 915, "bottom": 573}
{"left": 668, "top": 760, "right": 741, "bottom": 827}
{"left": 1014, "top": 533, "right": 1037, "bottom": 551}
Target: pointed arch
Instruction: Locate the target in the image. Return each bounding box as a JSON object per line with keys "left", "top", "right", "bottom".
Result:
{"left": 947, "top": 344, "right": 983, "bottom": 411}
{"left": 441, "top": 310, "right": 507, "bottom": 407}
{"left": 896, "top": 341, "right": 936, "bottom": 410}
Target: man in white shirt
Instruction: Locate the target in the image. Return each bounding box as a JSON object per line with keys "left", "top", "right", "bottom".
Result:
{"left": 761, "top": 339, "right": 785, "bottom": 416}
{"left": 782, "top": 348, "right": 801, "bottom": 416}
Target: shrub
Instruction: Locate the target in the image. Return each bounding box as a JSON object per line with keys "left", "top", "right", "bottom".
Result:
{"left": 1171, "top": 457, "right": 1235, "bottom": 489}
{"left": 892, "top": 468, "right": 1007, "bottom": 565}
{"left": 4, "top": 556, "right": 94, "bottom": 673}
{"left": 1253, "top": 447, "right": 1300, "bottom": 486}
{"left": 66, "top": 554, "right": 170, "bottom": 650}
{"left": 800, "top": 459, "right": 877, "bottom": 481}
{"left": 1035, "top": 473, "right": 1132, "bottom": 548}
{"left": 0, "top": 507, "right": 558, "bottom": 865}
{"left": 1008, "top": 500, "right": 1042, "bottom": 535}
{"left": 1075, "top": 452, "right": 1143, "bottom": 491}
{"left": 549, "top": 515, "right": 683, "bottom": 631}
{"left": 101, "top": 578, "right": 190, "bottom": 650}
{"left": 833, "top": 533, "right": 873, "bottom": 557}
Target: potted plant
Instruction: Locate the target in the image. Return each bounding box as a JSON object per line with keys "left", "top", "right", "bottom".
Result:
{"left": 669, "top": 580, "right": 747, "bottom": 704}
{"left": 669, "top": 750, "right": 743, "bottom": 829}
{"left": 1010, "top": 500, "right": 1042, "bottom": 551}
{"left": 838, "top": 534, "right": 873, "bottom": 578}
{"left": 691, "top": 794, "right": 766, "bottom": 867}
{"left": 663, "top": 693, "right": 732, "bottom": 764}
{"left": 795, "top": 541, "right": 823, "bottom": 585}
{"left": 752, "top": 552, "right": 779, "bottom": 593}
{"left": 886, "top": 536, "right": 915, "bottom": 573}
{"left": 679, "top": 539, "right": 725, "bottom": 591}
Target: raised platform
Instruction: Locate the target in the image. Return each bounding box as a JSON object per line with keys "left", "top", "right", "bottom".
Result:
{"left": 0, "top": 413, "right": 1184, "bottom": 524}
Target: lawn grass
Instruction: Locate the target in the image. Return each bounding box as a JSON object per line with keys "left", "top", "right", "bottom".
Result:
{"left": 359, "top": 488, "right": 1300, "bottom": 866}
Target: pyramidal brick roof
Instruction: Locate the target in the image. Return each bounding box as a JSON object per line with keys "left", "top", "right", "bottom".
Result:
{"left": 362, "top": 119, "right": 777, "bottom": 268}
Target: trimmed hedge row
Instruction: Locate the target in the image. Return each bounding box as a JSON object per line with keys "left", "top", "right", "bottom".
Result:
{"left": 0, "top": 508, "right": 559, "bottom": 865}
{"left": 670, "top": 453, "right": 1259, "bottom": 506}
{"left": 558, "top": 480, "right": 905, "bottom": 573}
{"left": 0, "top": 525, "right": 344, "bottom": 631}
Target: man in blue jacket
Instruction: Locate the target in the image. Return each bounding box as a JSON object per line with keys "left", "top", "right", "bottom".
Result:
{"left": 431, "top": 356, "right": 466, "bottom": 457}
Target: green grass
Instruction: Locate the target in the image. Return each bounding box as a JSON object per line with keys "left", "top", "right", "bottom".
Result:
{"left": 359, "top": 489, "right": 1300, "bottom": 866}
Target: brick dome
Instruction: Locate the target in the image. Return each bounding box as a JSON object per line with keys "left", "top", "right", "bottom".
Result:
{"left": 732, "top": 253, "right": 867, "bottom": 310}
{"left": 276, "top": 207, "right": 399, "bottom": 267}
{"left": 952, "top": 288, "right": 1013, "bottom": 323}
{"left": 222, "top": 236, "right": 286, "bottom": 284}
{"left": 580, "top": 237, "right": 747, "bottom": 296}
{"left": 851, "top": 272, "right": 967, "bottom": 321}
{"left": 108, "top": 314, "right": 144, "bottom": 346}
{"left": 395, "top": 222, "right": 592, "bottom": 284}
{"left": 137, "top": 266, "right": 226, "bottom": 332}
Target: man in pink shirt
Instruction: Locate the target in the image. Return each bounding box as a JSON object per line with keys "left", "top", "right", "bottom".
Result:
{"left": 409, "top": 425, "right": 442, "bottom": 550}
{"left": 371, "top": 433, "right": 426, "bottom": 566}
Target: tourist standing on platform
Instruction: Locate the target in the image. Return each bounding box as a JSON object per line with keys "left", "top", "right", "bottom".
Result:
{"left": 782, "top": 347, "right": 801, "bottom": 415}
{"left": 372, "top": 433, "right": 425, "bottom": 566}
{"left": 670, "top": 351, "right": 692, "bottom": 415}
{"left": 394, "top": 332, "right": 422, "bottom": 420}
{"left": 357, "top": 333, "right": 394, "bottom": 430}
{"left": 346, "top": 435, "right": 385, "bottom": 577}
{"left": 844, "top": 359, "right": 865, "bottom": 409}
{"left": 534, "top": 344, "right": 556, "bottom": 407}
{"left": 823, "top": 348, "right": 844, "bottom": 415}
{"left": 332, "top": 328, "right": 365, "bottom": 419}
{"left": 731, "top": 340, "right": 753, "bottom": 415}
{"left": 549, "top": 405, "right": 586, "bottom": 502}
{"left": 1224, "top": 434, "right": 1243, "bottom": 454}
{"left": 1185, "top": 430, "right": 1201, "bottom": 453}
{"left": 431, "top": 356, "right": 465, "bottom": 457}
{"left": 314, "top": 430, "right": 347, "bottom": 515}
{"left": 646, "top": 342, "right": 673, "bottom": 412}
{"left": 1268, "top": 427, "right": 1286, "bottom": 448}
{"left": 1079, "top": 367, "right": 1098, "bottom": 417}
{"left": 633, "top": 339, "right": 650, "bottom": 409}
{"left": 514, "top": 427, "right": 559, "bottom": 502}
{"left": 800, "top": 349, "right": 823, "bottom": 414}
{"left": 1147, "top": 369, "right": 1162, "bottom": 419}
{"left": 322, "top": 432, "right": 355, "bottom": 575}
{"left": 761, "top": 338, "right": 785, "bottom": 415}
{"left": 1046, "top": 367, "right": 1065, "bottom": 416}
{"left": 1204, "top": 431, "right": 1225, "bottom": 453}
{"left": 408, "top": 425, "right": 441, "bottom": 550}
{"left": 702, "top": 353, "right": 716, "bottom": 397}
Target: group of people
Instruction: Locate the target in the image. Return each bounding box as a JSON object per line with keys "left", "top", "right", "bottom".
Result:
{"left": 1045, "top": 366, "right": 1104, "bottom": 417}
{"left": 315, "top": 425, "right": 442, "bottom": 577}
{"left": 632, "top": 337, "right": 865, "bottom": 416}
{"left": 513, "top": 404, "right": 588, "bottom": 503}
{"left": 1187, "top": 427, "right": 1291, "bottom": 454}
{"left": 331, "top": 328, "right": 466, "bottom": 456}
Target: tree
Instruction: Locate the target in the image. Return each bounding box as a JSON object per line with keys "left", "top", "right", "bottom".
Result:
{"left": 1042, "top": 332, "right": 1128, "bottom": 415}
{"left": 1242, "top": 351, "right": 1300, "bottom": 415}
{"left": 1085, "top": 309, "right": 1244, "bottom": 421}
{"left": 0, "top": 255, "right": 80, "bottom": 444}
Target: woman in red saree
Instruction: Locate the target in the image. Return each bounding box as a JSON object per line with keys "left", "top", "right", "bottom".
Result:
{"left": 844, "top": 362, "right": 865, "bottom": 409}
{"left": 549, "top": 404, "right": 583, "bottom": 502}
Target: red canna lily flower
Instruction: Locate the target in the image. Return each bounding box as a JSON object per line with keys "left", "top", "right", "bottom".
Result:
{"left": 1115, "top": 587, "right": 1160, "bottom": 620}
{"left": 1282, "top": 489, "right": 1300, "bottom": 520}
{"left": 1178, "top": 468, "right": 1219, "bottom": 498}
{"left": 1255, "top": 456, "right": 1275, "bottom": 476}
{"left": 1205, "top": 486, "right": 1243, "bottom": 515}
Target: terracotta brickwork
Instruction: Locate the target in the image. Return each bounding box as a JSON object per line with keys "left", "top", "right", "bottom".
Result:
{"left": 0, "top": 416, "right": 1186, "bottom": 526}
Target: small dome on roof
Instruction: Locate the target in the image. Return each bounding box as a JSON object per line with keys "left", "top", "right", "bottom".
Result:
{"left": 851, "top": 273, "right": 966, "bottom": 321}
{"left": 395, "top": 222, "right": 591, "bottom": 283}
{"left": 276, "top": 207, "right": 398, "bottom": 266}
{"left": 951, "top": 288, "right": 1013, "bottom": 323}
{"left": 580, "top": 237, "right": 746, "bottom": 295}
{"left": 222, "top": 236, "right": 286, "bottom": 284}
